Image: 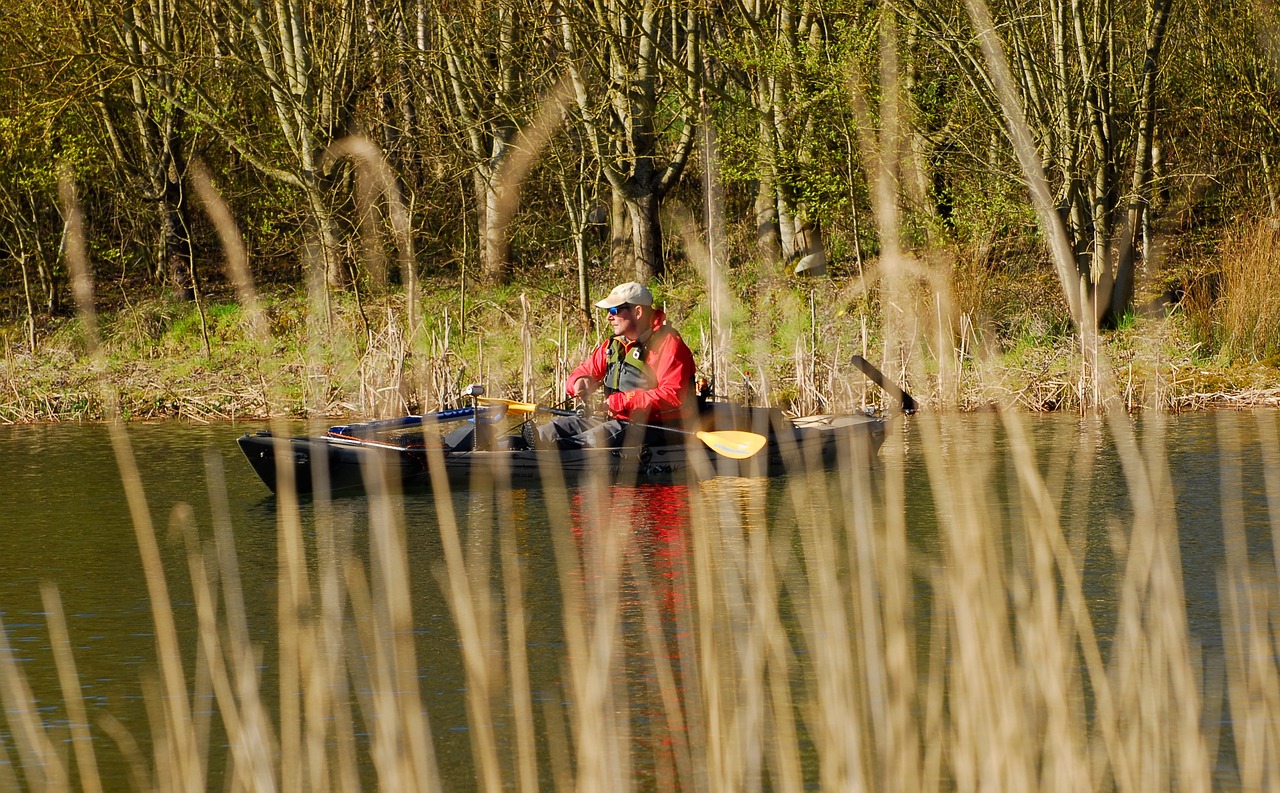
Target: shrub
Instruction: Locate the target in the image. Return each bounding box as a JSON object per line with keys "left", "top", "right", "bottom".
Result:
{"left": 1217, "top": 217, "right": 1280, "bottom": 362}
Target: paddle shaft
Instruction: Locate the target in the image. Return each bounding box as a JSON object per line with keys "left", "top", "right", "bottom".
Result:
{"left": 478, "top": 397, "right": 578, "bottom": 417}
{"left": 849, "top": 355, "right": 917, "bottom": 414}
{"left": 484, "top": 397, "right": 717, "bottom": 435}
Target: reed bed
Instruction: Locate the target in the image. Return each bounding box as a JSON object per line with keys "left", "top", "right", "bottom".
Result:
{"left": 7, "top": 360, "right": 1280, "bottom": 791}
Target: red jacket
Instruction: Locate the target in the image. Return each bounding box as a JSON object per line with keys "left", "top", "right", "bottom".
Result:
{"left": 567, "top": 308, "right": 695, "bottom": 424}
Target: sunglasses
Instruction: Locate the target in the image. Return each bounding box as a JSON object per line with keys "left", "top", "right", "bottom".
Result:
{"left": 607, "top": 303, "right": 633, "bottom": 316}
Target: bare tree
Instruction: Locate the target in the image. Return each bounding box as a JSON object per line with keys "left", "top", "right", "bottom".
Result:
{"left": 422, "top": 0, "right": 557, "bottom": 283}
{"left": 714, "top": 0, "right": 868, "bottom": 270}
{"left": 900, "top": 0, "right": 1174, "bottom": 325}
{"left": 133, "top": 0, "right": 363, "bottom": 288}
{"left": 559, "top": 0, "right": 702, "bottom": 280}
{"left": 63, "top": 0, "right": 198, "bottom": 298}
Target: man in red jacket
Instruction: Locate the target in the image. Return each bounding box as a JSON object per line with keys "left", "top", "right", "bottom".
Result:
{"left": 539, "top": 281, "right": 696, "bottom": 449}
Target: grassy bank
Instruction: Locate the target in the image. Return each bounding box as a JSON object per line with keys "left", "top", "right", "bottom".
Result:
{"left": 5, "top": 217, "right": 1280, "bottom": 423}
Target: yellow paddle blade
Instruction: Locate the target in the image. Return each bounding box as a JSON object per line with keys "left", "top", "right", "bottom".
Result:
{"left": 477, "top": 396, "right": 539, "bottom": 414}
{"left": 695, "top": 429, "right": 767, "bottom": 459}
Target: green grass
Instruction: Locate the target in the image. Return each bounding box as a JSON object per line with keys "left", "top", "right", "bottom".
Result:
{"left": 3, "top": 253, "right": 1280, "bottom": 422}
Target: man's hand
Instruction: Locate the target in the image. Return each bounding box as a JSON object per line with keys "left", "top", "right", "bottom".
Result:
{"left": 572, "top": 376, "right": 596, "bottom": 399}
{"left": 605, "top": 391, "right": 629, "bottom": 414}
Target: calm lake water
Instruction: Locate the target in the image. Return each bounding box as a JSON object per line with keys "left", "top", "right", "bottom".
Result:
{"left": 0, "top": 411, "right": 1275, "bottom": 788}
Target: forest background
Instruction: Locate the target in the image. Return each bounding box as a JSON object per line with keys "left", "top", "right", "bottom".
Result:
{"left": 1, "top": 0, "right": 1279, "bottom": 421}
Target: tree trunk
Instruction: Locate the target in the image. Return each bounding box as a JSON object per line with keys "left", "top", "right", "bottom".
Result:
{"left": 610, "top": 185, "right": 630, "bottom": 269}
{"left": 473, "top": 169, "right": 490, "bottom": 275}
{"left": 1107, "top": 0, "right": 1172, "bottom": 324}
{"left": 559, "top": 1, "right": 699, "bottom": 284}
{"left": 576, "top": 229, "right": 592, "bottom": 328}
{"left": 627, "top": 192, "right": 663, "bottom": 281}
{"left": 754, "top": 176, "right": 782, "bottom": 264}
{"left": 1262, "top": 151, "right": 1278, "bottom": 215}
{"left": 160, "top": 148, "right": 193, "bottom": 300}
{"left": 306, "top": 184, "right": 344, "bottom": 289}
{"left": 18, "top": 252, "right": 36, "bottom": 351}
{"left": 37, "top": 256, "right": 59, "bottom": 315}
{"left": 162, "top": 200, "right": 194, "bottom": 300}
{"left": 483, "top": 179, "right": 512, "bottom": 282}
{"left": 754, "top": 102, "right": 782, "bottom": 263}
{"left": 792, "top": 214, "right": 824, "bottom": 260}
{"left": 777, "top": 198, "right": 798, "bottom": 260}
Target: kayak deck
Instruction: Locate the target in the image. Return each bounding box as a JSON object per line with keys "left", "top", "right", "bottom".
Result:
{"left": 237, "top": 405, "right": 886, "bottom": 495}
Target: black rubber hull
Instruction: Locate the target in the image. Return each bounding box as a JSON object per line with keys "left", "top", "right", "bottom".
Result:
{"left": 237, "top": 414, "right": 886, "bottom": 496}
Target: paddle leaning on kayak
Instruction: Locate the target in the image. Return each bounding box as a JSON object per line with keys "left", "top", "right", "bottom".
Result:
{"left": 538, "top": 281, "right": 697, "bottom": 450}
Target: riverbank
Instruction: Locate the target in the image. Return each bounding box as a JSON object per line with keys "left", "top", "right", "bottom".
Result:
{"left": 3, "top": 272, "right": 1279, "bottom": 423}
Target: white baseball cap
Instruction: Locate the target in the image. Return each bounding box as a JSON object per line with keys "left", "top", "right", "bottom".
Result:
{"left": 594, "top": 281, "right": 654, "bottom": 309}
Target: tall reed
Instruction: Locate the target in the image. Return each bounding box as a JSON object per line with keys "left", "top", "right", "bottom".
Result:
{"left": 1216, "top": 217, "right": 1280, "bottom": 363}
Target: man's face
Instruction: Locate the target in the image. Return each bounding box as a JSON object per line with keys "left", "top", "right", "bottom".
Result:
{"left": 607, "top": 303, "right": 643, "bottom": 339}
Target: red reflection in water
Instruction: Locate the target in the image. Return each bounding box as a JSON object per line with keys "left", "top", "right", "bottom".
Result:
{"left": 564, "top": 482, "right": 694, "bottom": 789}
{"left": 566, "top": 481, "right": 692, "bottom": 610}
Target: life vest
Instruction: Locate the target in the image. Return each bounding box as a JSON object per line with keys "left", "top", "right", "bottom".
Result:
{"left": 602, "top": 327, "right": 670, "bottom": 395}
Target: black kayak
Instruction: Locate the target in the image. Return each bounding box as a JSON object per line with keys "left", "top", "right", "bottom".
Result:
{"left": 237, "top": 403, "right": 886, "bottom": 496}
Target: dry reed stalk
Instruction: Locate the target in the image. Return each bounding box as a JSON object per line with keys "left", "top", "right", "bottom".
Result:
{"left": 623, "top": 524, "right": 698, "bottom": 792}
{"left": 185, "top": 525, "right": 261, "bottom": 792}
{"left": 701, "top": 474, "right": 806, "bottom": 793}
{"left": 107, "top": 423, "right": 206, "bottom": 792}
{"left": 748, "top": 473, "right": 804, "bottom": 793}
{"left": 0, "top": 724, "right": 21, "bottom": 790}
{"left": 687, "top": 479, "right": 751, "bottom": 791}
{"left": 342, "top": 559, "right": 391, "bottom": 784}
{"left": 521, "top": 294, "right": 534, "bottom": 403}
{"left": 205, "top": 454, "right": 283, "bottom": 791}
{"left": 536, "top": 450, "right": 635, "bottom": 792}
{"left": 688, "top": 472, "right": 731, "bottom": 791}
{"left": 1004, "top": 413, "right": 1129, "bottom": 791}
{"left": 362, "top": 463, "right": 440, "bottom": 792}
{"left": 536, "top": 458, "right": 592, "bottom": 785}
{"left": 1105, "top": 410, "right": 1212, "bottom": 793}
{"left": 579, "top": 484, "right": 634, "bottom": 789}
{"left": 789, "top": 464, "right": 871, "bottom": 791}
{"left": 666, "top": 206, "right": 731, "bottom": 401}
{"left": 497, "top": 484, "right": 540, "bottom": 793}
{"left": 423, "top": 442, "right": 505, "bottom": 792}
{"left": 1001, "top": 413, "right": 1109, "bottom": 790}
{"left": 269, "top": 427, "right": 308, "bottom": 792}
{"left": 60, "top": 169, "right": 206, "bottom": 791}
{"left": 39, "top": 582, "right": 103, "bottom": 793}
{"left": 846, "top": 419, "right": 920, "bottom": 793}
{"left": 0, "top": 608, "right": 69, "bottom": 790}
{"left": 1216, "top": 411, "right": 1280, "bottom": 791}
{"left": 317, "top": 521, "right": 363, "bottom": 793}
{"left": 300, "top": 446, "right": 340, "bottom": 792}
{"left": 919, "top": 415, "right": 1029, "bottom": 792}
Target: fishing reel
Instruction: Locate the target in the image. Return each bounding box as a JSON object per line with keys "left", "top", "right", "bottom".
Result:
{"left": 573, "top": 396, "right": 597, "bottom": 419}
